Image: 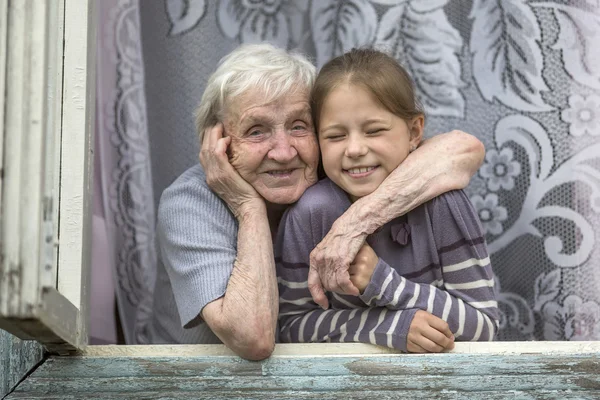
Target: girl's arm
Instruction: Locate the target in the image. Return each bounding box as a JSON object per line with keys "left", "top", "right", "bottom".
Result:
{"left": 278, "top": 253, "right": 419, "bottom": 351}
{"left": 309, "top": 131, "right": 485, "bottom": 308}
{"left": 356, "top": 190, "right": 499, "bottom": 341}
{"left": 278, "top": 205, "right": 449, "bottom": 352}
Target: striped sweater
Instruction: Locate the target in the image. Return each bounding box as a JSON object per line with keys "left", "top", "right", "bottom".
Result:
{"left": 275, "top": 179, "right": 500, "bottom": 351}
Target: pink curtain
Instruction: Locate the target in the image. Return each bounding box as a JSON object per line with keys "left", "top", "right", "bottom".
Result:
{"left": 92, "top": 0, "right": 155, "bottom": 344}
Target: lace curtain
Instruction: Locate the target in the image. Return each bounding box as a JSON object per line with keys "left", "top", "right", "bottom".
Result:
{"left": 94, "top": 0, "right": 600, "bottom": 343}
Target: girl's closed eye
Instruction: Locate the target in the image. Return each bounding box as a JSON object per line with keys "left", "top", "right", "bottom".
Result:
{"left": 323, "top": 133, "right": 345, "bottom": 141}
{"left": 366, "top": 128, "right": 385, "bottom": 135}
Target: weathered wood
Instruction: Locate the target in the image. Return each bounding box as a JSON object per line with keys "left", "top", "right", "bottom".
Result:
{"left": 57, "top": 1, "right": 95, "bottom": 344}
{"left": 7, "top": 343, "right": 600, "bottom": 398}
{"left": 0, "top": 0, "right": 7, "bottom": 218}
{"left": 7, "top": 389, "right": 600, "bottom": 400}
{"left": 1, "top": 0, "right": 47, "bottom": 320}
{"left": 0, "top": 0, "right": 84, "bottom": 355}
{"left": 28, "top": 353, "right": 600, "bottom": 378}
{"left": 82, "top": 341, "right": 600, "bottom": 356}
{"left": 0, "top": 329, "right": 45, "bottom": 398}
{"left": 8, "top": 389, "right": 600, "bottom": 400}
{"left": 11, "top": 373, "right": 600, "bottom": 392}
{"left": 41, "top": 0, "right": 65, "bottom": 291}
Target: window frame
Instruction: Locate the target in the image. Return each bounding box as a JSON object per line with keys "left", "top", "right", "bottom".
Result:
{"left": 0, "top": 0, "right": 94, "bottom": 355}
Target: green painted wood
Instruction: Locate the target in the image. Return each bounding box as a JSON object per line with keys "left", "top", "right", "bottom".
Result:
{"left": 25, "top": 353, "right": 600, "bottom": 378}
{"left": 0, "top": 329, "right": 45, "bottom": 398}
{"left": 7, "top": 352, "right": 600, "bottom": 399}
{"left": 6, "top": 390, "right": 600, "bottom": 400}
{"left": 10, "top": 374, "right": 600, "bottom": 392}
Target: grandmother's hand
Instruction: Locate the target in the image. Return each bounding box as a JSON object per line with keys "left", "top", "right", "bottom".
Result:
{"left": 308, "top": 218, "right": 364, "bottom": 309}
{"left": 199, "top": 123, "right": 263, "bottom": 218}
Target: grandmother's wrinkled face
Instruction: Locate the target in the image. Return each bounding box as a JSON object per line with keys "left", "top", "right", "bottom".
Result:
{"left": 223, "top": 88, "right": 319, "bottom": 205}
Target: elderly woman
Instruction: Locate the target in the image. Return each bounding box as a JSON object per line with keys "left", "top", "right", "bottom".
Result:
{"left": 148, "top": 44, "right": 484, "bottom": 360}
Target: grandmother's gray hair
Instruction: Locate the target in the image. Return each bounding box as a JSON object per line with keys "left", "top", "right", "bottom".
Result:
{"left": 195, "top": 43, "right": 316, "bottom": 141}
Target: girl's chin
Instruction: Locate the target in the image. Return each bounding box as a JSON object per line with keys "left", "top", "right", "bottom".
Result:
{"left": 345, "top": 187, "right": 377, "bottom": 202}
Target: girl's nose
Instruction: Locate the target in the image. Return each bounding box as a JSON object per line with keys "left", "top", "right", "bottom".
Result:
{"left": 345, "top": 134, "right": 368, "bottom": 158}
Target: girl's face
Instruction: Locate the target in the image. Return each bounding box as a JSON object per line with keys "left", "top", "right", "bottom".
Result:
{"left": 318, "top": 83, "right": 423, "bottom": 201}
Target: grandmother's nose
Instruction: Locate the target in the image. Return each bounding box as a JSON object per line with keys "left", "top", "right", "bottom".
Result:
{"left": 268, "top": 130, "right": 298, "bottom": 162}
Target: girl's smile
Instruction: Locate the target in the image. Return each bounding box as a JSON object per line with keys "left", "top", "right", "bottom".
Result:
{"left": 343, "top": 165, "right": 379, "bottom": 178}
{"left": 318, "top": 83, "right": 423, "bottom": 201}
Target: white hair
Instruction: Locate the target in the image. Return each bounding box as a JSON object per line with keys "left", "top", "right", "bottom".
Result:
{"left": 195, "top": 43, "right": 316, "bottom": 141}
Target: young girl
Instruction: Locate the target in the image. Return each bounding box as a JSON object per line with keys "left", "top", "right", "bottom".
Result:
{"left": 275, "top": 48, "right": 499, "bottom": 353}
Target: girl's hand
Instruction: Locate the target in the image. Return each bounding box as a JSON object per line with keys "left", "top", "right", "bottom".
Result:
{"left": 199, "top": 123, "right": 264, "bottom": 218}
{"left": 407, "top": 310, "right": 455, "bottom": 353}
{"left": 348, "top": 243, "right": 378, "bottom": 294}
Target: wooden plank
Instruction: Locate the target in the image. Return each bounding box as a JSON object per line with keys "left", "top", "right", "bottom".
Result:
{"left": 12, "top": 372, "right": 600, "bottom": 392}
{"left": 7, "top": 342, "right": 599, "bottom": 398}
{"left": 0, "top": 0, "right": 7, "bottom": 218}
{"left": 0, "top": 0, "right": 82, "bottom": 355}
{"left": 7, "top": 389, "right": 600, "bottom": 400}
{"left": 37, "top": 288, "right": 80, "bottom": 351}
{"left": 0, "top": 329, "right": 45, "bottom": 398}
{"left": 28, "top": 353, "right": 600, "bottom": 378}
{"left": 40, "top": 0, "right": 65, "bottom": 290}
{"left": 0, "top": 0, "right": 44, "bottom": 319}
{"left": 58, "top": 0, "right": 95, "bottom": 316}
{"left": 57, "top": 0, "right": 95, "bottom": 349}
{"left": 81, "top": 341, "right": 600, "bottom": 357}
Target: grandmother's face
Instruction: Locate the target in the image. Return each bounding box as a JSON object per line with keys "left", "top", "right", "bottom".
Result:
{"left": 224, "top": 88, "right": 319, "bottom": 205}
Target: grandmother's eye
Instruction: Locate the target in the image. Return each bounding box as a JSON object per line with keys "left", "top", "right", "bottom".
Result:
{"left": 248, "top": 129, "right": 262, "bottom": 136}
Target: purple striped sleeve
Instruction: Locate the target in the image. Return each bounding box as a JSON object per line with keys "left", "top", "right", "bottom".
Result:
{"left": 276, "top": 195, "right": 418, "bottom": 351}
{"left": 359, "top": 258, "right": 497, "bottom": 341}
{"left": 359, "top": 190, "right": 499, "bottom": 341}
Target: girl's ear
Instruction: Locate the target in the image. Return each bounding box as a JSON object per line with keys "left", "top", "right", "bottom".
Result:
{"left": 409, "top": 115, "right": 424, "bottom": 150}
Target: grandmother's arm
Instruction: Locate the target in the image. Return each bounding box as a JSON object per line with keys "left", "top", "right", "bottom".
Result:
{"left": 308, "top": 130, "right": 485, "bottom": 309}
{"left": 199, "top": 124, "right": 279, "bottom": 360}
{"left": 202, "top": 202, "right": 278, "bottom": 360}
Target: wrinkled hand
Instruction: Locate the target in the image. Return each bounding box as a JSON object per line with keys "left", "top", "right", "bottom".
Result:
{"left": 199, "top": 123, "right": 263, "bottom": 218}
{"left": 407, "top": 310, "right": 455, "bottom": 353}
{"left": 348, "top": 243, "right": 378, "bottom": 294}
{"left": 308, "top": 218, "right": 366, "bottom": 309}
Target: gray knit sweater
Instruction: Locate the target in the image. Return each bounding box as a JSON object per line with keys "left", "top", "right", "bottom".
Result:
{"left": 147, "top": 164, "right": 236, "bottom": 344}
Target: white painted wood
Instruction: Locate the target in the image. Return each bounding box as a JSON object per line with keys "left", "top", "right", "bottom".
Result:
{"left": 83, "top": 341, "right": 600, "bottom": 357}
{"left": 57, "top": 0, "right": 95, "bottom": 347}
{"left": 0, "top": 0, "right": 47, "bottom": 316}
{"left": 40, "top": 0, "right": 65, "bottom": 290}
{"left": 0, "top": 0, "right": 84, "bottom": 354}
{"left": 0, "top": 0, "right": 8, "bottom": 219}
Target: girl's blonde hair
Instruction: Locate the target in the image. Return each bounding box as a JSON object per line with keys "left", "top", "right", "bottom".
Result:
{"left": 311, "top": 48, "right": 424, "bottom": 133}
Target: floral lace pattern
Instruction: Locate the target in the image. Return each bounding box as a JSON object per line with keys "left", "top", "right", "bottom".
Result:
{"left": 470, "top": 194, "right": 508, "bottom": 236}
{"left": 562, "top": 95, "right": 600, "bottom": 137}
{"left": 100, "top": 0, "right": 600, "bottom": 342}
{"left": 479, "top": 149, "right": 522, "bottom": 192}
